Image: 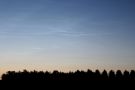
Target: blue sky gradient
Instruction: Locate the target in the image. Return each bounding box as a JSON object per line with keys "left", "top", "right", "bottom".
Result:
{"left": 0, "top": 0, "right": 135, "bottom": 74}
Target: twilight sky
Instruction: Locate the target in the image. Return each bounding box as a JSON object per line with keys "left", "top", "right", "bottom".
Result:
{"left": 0, "top": 0, "right": 135, "bottom": 75}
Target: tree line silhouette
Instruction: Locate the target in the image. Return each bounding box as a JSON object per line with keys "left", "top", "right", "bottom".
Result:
{"left": 1, "top": 69, "right": 135, "bottom": 81}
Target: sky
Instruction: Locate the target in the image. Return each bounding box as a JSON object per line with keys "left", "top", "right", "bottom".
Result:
{"left": 0, "top": 0, "right": 135, "bottom": 75}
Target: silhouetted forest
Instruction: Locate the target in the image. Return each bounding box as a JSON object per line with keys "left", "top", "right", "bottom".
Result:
{"left": 1, "top": 69, "right": 135, "bottom": 81}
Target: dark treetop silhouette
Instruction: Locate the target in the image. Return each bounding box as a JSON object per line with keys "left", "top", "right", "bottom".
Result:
{"left": 1, "top": 69, "right": 135, "bottom": 81}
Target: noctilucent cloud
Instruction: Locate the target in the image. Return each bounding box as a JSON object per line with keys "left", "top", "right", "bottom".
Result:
{"left": 0, "top": 0, "right": 135, "bottom": 75}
